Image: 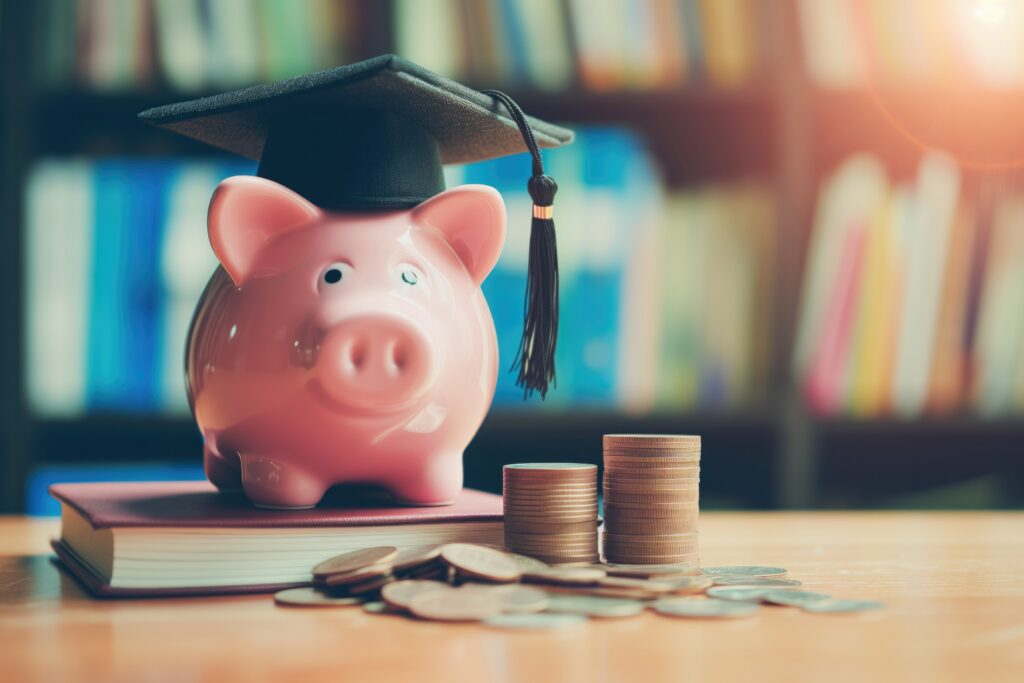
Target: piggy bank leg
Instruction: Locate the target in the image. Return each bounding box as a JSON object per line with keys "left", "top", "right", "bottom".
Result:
{"left": 387, "top": 452, "right": 464, "bottom": 506}
{"left": 204, "top": 443, "right": 242, "bottom": 492}
{"left": 238, "top": 455, "right": 327, "bottom": 509}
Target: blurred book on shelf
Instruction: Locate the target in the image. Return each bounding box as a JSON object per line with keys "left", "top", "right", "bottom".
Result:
{"left": 24, "top": 128, "right": 777, "bottom": 417}
{"left": 34, "top": 0, "right": 354, "bottom": 91}
{"left": 797, "top": 0, "right": 1024, "bottom": 89}
{"left": 794, "top": 152, "right": 1024, "bottom": 418}
{"left": 399, "top": 0, "right": 768, "bottom": 90}
{"left": 36, "top": 0, "right": 770, "bottom": 93}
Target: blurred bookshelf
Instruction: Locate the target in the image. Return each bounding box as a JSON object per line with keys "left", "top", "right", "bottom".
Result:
{"left": 2, "top": 0, "right": 1023, "bottom": 514}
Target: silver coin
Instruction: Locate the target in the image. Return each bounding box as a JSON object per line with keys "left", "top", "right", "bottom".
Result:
{"left": 655, "top": 598, "right": 760, "bottom": 618}
{"left": 274, "top": 587, "right": 365, "bottom": 607}
{"left": 484, "top": 613, "right": 588, "bottom": 630}
{"left": 705, "top": 586, "right": 788, "bottom": 602}
{"left": 545, "top": 594, "right": 647, "bottom": 618}
{"left": 713, "top": 576, "right": 802, "bottom": 587}
{"left": 803, "top": 599, "right": 884, "bottom": 613}
{"left": 701, "top": 566, "right": 787, "bottom": 577}
{"left": 362, "top": 601, "right": 395, "bottom": 614}
{"left": 762, "top": 590, "right": 831, "bottom": 607}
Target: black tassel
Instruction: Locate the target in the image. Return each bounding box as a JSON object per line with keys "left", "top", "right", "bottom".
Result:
{"left": 482, "top": 90, "right": 560, "bottom": 399}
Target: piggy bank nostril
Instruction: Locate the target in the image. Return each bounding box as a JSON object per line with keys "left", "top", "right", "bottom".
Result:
{"left": 345, "top": 341, "right": 366, "bottom": 371}
{"left": 391, "top": 343, "right": 407, "bottom": 371}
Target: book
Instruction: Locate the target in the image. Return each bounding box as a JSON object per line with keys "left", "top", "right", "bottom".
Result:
{"left": 50, "top": 481, "right": 504, "bottom": 597}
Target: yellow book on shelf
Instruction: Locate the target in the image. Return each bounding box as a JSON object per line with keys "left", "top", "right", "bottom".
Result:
{"left": 848, "top": 192, "right": 891, "bottom": 416}
{"left": 699, "top": 0, "right": 756, "bottom": 87}
{"left": 926, "top": 200, "right": 974, "bottom": 413}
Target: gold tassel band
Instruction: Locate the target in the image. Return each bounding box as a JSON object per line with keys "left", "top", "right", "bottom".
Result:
{"left": 533, "top": 204, "right": 553, "bottom": 220}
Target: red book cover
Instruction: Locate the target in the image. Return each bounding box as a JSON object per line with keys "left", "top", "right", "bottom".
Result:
{"left": 49, "top": 481, "right": 504, "bottom": 529}
{"left": 49, "top": 481, "right": 503, "bottom": 599}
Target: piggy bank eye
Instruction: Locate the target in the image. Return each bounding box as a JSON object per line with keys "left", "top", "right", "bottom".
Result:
{"left": 320, "top": 262, "right": 352, "bottom": 287}
{"left": 398, "top": 264, "right": 423, "bottom": 286}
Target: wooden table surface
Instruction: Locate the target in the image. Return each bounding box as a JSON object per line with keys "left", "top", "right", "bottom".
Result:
{"left": 1, "top": 512, "right": 1022, "bottom": 682}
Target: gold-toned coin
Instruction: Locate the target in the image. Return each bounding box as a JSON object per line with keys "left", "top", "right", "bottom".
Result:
{"left": 391, "top": 546, "right": 443, "bottom": 573}
{"left": 380, "top": 579, "right": 451, "bottom": 611}
{"left": 312, "top": 546, "right": 398, "bottom": 579}
{"left": 408, "top": 587, "right": 504, "bottom": 622}
{"left": 521, "top": 566, "right": 607, "bottom": 586}
{"left": 321, "top": 561, "right": 395, "bottom": 587}
{"left": 440, "top": 543, "right": 522, "bottom": 583}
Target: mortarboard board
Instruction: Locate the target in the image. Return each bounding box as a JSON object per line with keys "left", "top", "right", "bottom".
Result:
{"left": 139, "top": 54, "right": 573, "bottom": 398}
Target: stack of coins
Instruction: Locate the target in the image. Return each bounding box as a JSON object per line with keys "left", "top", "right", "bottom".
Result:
{"left": 602, "top": 434, "right": 701, "bottom": 566}
{"left": 502, "top": 463, "right": 599, "bottom": 565}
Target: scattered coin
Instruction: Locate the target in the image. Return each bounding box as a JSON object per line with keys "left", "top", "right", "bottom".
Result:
{"left": 602, "top": 563, "right": 699, "bottom": 578}
{"left": 504, "top": 553, "right": 551, "bottom": 573}
{"left": 712, "top": 577, "right": 802, "bottom": 587}
{"left": 803, "top": 599, "right": 885, "bottom": 613}
{"left": 381, "top": 580, "right": 451, "bottom": 611}
{"left": 522, "top": 567, "right": 607, "bottom": 586}
{"left": 545, "top": 594, "right": 647, "bottom": 618}
{"left": 484, "top": 613, "right": 588, "bottom": 630}
{"left": 655, "top": 598, "right": 760, "bottom": 619}
{"left": 705, "top": 586, "right": 786, "bottom": 602}
{"left": 274, "top": 587, "right": 365, "bottom": 607}
{"left": 321, "top": 562, "right": 394, "bottom": 588}
{"left": 661, "top": 576, "right": 715, "bottom": 594}
{"left": 392, "top": 546, "right": 443, "bottom": 573}
{"left": 470, "top": 584, "right": 549, "bottom": 614}
{"left": 701, "top": 566, "right": 787, "bottom": 577}
{"left": 313, "top": 546, "right": 398, "bottom": 579}
{"left": 408, "top": 587, "right": 504, "bottom": 622}
{"left": 763, "top": 590, "right": 831, "bottom": 607}
{"left": 362, "top": 601, "right": 397, "bottom": 615}
{"left": 441, "top": 543, "right": 522, "bottom": 583}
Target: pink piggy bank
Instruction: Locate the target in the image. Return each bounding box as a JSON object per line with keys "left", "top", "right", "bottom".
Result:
{"left": 186, "top": 176, "right": 506, "bottom": 509}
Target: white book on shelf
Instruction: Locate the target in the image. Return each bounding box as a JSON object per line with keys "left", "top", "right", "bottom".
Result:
{"left": 153, "top": 0, "right": 208, "bottom": 92}
{"left": 159, "top": 164, "right": 223, "bottom": 412}
{"left": 973, "top": 196, "right": 1024, "bottom": 415}
{"left": 793, "top": 154, "right": 887, "bottom": 384}
{"left": 890, "top": 152, "right": 960, "bottom": 416}
{"left": 394, "top": 0, "right": 462, "bottom": 79}
{"left": 25, "top": 162, "right": 94, "bottom": 416}
{"left": 515, "top": 0, "right": 574, "bottom": 90}
{"left": 206, "top": 0, "right": 263, "bottom": 87}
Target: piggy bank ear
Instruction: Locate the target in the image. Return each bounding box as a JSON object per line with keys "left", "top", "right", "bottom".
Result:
{"left": 208, "top": 176, "right": 321, "bottom": 286}
{"left": 412, "top": 185, "right": 506, "bottom": 285}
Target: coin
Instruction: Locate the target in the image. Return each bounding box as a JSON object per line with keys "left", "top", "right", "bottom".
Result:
{"left": 440, "top": 543, "right": 522, "bottom": 583}
{"left": 705, "top": 586, "right": 789, "bottom": 602}
{"left": 274, "top": 587, "right": 365, "bottom": 607}
{"left": 602, "top": 563, "right": 700, "bottom": 578}
{"left": 503, "top": 553, "right": 551, "bottom": 572}
{"left": 802, "top": 599, "right": 884, "bottom": 613}
{"left": 762, "top": 590, "right": 831, "bottom": 607}
{"left": 600, "top": 576, "right": 677, "bottom": 593}
{"left": 346, "top": 573, "right": 395, "bottom": 595}
{"left": 392, "top": 546, "right": 443, "bottom": 573}
{"left": 321, "top": 561, "right": 395, "bottom": 588}
{"left": 465, "top": 584, "right": 549, "bottom": 613}
{"left": 661, "top": 576, "right": 715, "bottom": 594}
{"left": 504, "top": 521, "right": 601, "bottom": 534}
{"left": 408, "top": 587, "right": 504, "bottom": 622}
{"left": 522, "top": 567, "right": 607, "bottom": 586}
{"left": 312, "top": 546, "right": 398, "bottom": 579}
{"left": 654, "top": 598, "right": 759, "bottom": 618}
{"left": 362, "top": 601, "right": 397, "bottom": 615}
{"left": 484, "top": 613, "right": 588, "bottom": 630}
{"left": 504, "top": 462, "right": 598, "bottom": 472}
{"left": 545, "top": 594, "right": 648, "bottom": 618}
{"left": 701, "top": 566, "right": 787, "bottom": 577}
{"left": 712, "top": 577, "right": 802, "bottom": 587}
{"left": 603, "top": 433, "right": 701, "bottom": 445}
{"left": 381, "top": 580, "right": 452, "bottom": 611}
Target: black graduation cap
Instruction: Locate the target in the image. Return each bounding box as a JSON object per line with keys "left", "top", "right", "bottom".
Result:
{"left": 139, "top": 54, "right": 573, "bottom": 398}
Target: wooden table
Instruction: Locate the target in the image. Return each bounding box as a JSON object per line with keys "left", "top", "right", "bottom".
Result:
{"left": 2, "top": 512, "right": 1022, "bottom": 682}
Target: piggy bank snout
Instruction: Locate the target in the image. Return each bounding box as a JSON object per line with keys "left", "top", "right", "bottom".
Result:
{"left": 316, "top": 313, "right": 437, "bottom": 410}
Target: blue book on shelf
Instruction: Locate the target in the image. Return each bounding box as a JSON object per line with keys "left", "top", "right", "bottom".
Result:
{"left": 494, "top": 0, "right": 530, "bottom": 83}
{"left": 87, "top": 161, "right": 169, "bottom": 411}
